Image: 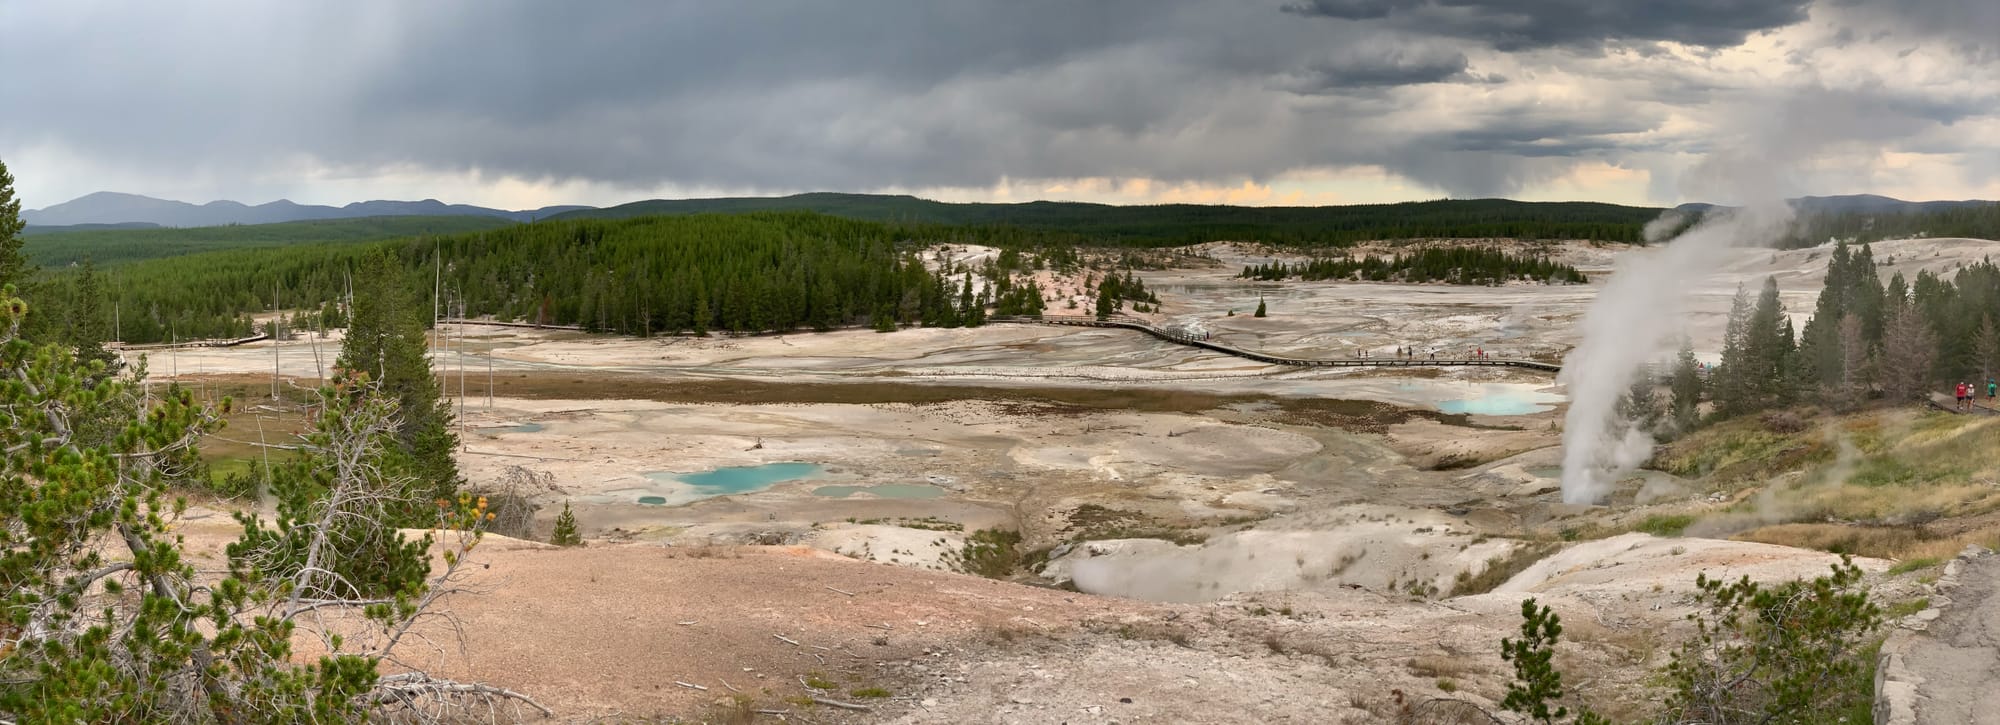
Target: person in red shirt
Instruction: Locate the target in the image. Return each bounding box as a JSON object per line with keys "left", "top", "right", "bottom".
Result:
{"left": 1956, "top": 382, "right": 1971, "bottom": 410}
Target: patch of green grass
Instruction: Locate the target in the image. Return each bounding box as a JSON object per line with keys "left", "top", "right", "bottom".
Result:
{"left": 1633, "top": 513, "right": 1697, "bottom": 537}
{"left": 848, "top": 687, "right": 892, "bottom": 699}
{"left": 1659, "top": 416, "right": 1832, "bottom": 484}
{"left": 1883, "top": 597, "right": 1932, "bottom": 619}
{"left": 947, "top": 528, "right": 1024, "bottom": 579}
{"left": 803, "top": 676, "right": 838, "bottom": 690}
{"left": 1888, "top": 557, "right": 1944, "bottom": 575}
{"left": 1435, "top": 678, "right": 1458, "bottom": 693}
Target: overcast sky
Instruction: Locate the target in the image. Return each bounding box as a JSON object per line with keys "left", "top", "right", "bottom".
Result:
{"left": 2, "top": 0, "right": 1995, "bottom": 210}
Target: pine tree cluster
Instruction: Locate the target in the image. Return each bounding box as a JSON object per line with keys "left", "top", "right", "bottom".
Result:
{"left": 1238, "top": 247, "right": 1585, "bottom": 285}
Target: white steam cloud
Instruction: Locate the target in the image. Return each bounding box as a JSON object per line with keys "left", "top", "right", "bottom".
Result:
{"left": 1556, "top": 86, "right": 1885, "bottom": 504}
{"left": 1557, "top": 203, "right": 1793, "bottom": 503}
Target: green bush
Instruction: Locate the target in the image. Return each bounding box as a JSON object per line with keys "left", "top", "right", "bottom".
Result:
{"left": 952, "top": 528, "right": 1023, "bottom": 579}
{"left": 1633, "top": 513, "right": 1696, "bottom": 537}
{"left": 1499, "top": 557, "right": 1883, "bottom": 724}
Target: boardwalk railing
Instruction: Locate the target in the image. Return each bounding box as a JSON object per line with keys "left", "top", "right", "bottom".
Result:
{"left": 439, "top": 318, "right": 585, "bottom": 331}
{"left": 988, "top": 314, "right": 1562, "bottom": 373}
{"left": 110, "top": 333, "right": 271, "bottom": 351}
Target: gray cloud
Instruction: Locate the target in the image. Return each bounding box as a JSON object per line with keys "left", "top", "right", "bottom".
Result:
{"left": 1288, "top": 40, "right": 1474, "bottom": 90}
{"left": 1284, "top": 0, "right": 1814, "bottom": 50}
{"left": 0, "top": 0, "right": 1991, "bottom": 208}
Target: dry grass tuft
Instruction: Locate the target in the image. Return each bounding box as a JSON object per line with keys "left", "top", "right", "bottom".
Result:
{"left": 1451, "top": 541, "right": 1558, "bottom": 596}
{"left": 1732, "top": 522, "right": 2000, "bottom": 561}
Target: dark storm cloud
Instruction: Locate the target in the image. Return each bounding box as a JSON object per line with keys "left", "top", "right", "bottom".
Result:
{"left": 0, "top": 0, "right": 1990, "bottom": 207}
{"left": 1284, "top": 0, "right": 1814, "bottom": 50}
{"left": 1288, "top": 42, "right": 1473, "bottom": 90}
{"left": 1281, "top": 0, "right": 1398, "bottom": 20}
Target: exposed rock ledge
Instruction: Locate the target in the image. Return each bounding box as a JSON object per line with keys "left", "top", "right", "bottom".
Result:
{"left": 1876, "top": 546, "right": 1999, "bottom": 725}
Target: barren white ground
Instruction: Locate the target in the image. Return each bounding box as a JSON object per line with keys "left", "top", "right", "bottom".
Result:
{"left": 147, "top": 235, "right": 1991, "bottom": 721}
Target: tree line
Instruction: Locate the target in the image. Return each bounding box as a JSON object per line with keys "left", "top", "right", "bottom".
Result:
{"left": 1634, "top": 240, "right": 2000, "bottom": 432}
{"left": 555, "top": 193, "right": 1661, "bottom": 247}
{"left": 1238, "top": 247, "right": 1587, "bottom": 285}
{"left": 25, "top": 212, "right": 1064, "bottom": 345}
{"left": 1780, "top": 202, "right": 2000, "bottom": 249}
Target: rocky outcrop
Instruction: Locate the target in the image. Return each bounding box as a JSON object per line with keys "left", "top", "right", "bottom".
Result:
{"left": 1875, "top": 546, "right": 1999, "bottom": 725}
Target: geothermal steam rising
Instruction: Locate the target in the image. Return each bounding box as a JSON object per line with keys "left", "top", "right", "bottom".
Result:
{"left": 1557, "top": 203, "right": 1795, "bottom": 504}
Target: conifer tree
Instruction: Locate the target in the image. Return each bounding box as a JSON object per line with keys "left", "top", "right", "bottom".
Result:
{"left": 1254, "top": 296, "right": 1267, "bottom": 318}
{"left": 1713, "top": 286, "right": 1752, "bottom": 415}
{"left": 335, "top": 249, "right": 460, "bottom": 520}
{"left": 1833, "top": 313, "right": 1871, "bottom": 410}
{"left": 551, "top": 500, "right": 583, "bottom": 547}
{"left": 1879, "top": 304, "right": 1938, "bottom": 402}
{"left": 1617, "top": 369, "right": 1663, "bottom": 435}
{"left": 67, "top": 257, "right": 120, "bottom": 376}
{"left": 1976, "top": 316, "right": 2000, "bottom": 385}
{"left": 0, "top": 158, "right": 27, "bottom": 290}
{"left": 1669, "top": 340, "right": 1702, "bottom": 433}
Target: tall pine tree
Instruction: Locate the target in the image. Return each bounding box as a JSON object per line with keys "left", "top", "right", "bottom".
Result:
{"left": 68, "top": 257, "right": 120, "bottom": 376}
{"left": 1713, "top": 285, "right": 1753, "bottom": 416}
{"left": 0, "top": 158, "right": 27, "bottom": 290}
{"left": 1669, "top": 340, "right": 1703, "bottom": 434}
{"left": 335, "top": 249, "right": 461, "bottom": 517}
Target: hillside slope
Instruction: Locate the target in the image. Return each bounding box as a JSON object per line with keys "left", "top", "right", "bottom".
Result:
{"left": 552, "top": 193, "right": 1665, "bottom": 246}
{"left": 24, "top": 190, "right": 586, "bottom": 226}
{"left": 22, "top": 214, "right": 517, "bottom": 267}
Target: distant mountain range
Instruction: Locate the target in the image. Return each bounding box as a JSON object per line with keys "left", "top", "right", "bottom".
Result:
{"left": 23, "top": 190, "right": 1996, "bottom": 231}
{"left": 22, "top": 191, "right": 592, "bottom": 228}
{"left": 1673, "top": 194, "right": 1997, "bottom": 216}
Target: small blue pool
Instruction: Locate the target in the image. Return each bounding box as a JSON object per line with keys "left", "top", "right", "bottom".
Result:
{"left": 644, "top": 462, "right": 825, "bottom": 497}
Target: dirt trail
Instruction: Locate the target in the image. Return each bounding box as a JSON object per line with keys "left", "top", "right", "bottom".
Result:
{"left": 1894, "top": 551, "right": 2000, "bottom": 724}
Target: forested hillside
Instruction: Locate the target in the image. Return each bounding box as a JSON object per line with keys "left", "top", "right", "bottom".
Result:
{"left": 21, "top": 215, "right": 517, "bottom": 267}
{"left": 1783, "top": 202, "right": 2000, "bottom": 248}
{"left": 27, "top": 213, "right": 1025, "bottom": 345}
{"left": 556, "top": 193, "right": 1661, "bottom": 246}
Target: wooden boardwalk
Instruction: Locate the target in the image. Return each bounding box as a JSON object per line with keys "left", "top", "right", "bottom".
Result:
{"left": 988, "top": 315, "right": 1562, "bottom": 373}
{"left": 1928, "top": 392, "right": 2000, "bottom": 416}
{"left": 110, "top": 333, "right": 270, "bottom": 351}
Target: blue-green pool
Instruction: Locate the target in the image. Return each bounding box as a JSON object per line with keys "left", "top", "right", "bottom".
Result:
{"left": 479, "top": 422, "right": 545, "bottom": 434}
{"left": 643, "top": 462, "right": 825, "bottom": 498}
{"left": 811, "top": 484, "right": 946, "bottom": 500}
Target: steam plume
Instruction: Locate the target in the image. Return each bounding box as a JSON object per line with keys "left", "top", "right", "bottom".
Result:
{"left": 1559, "top": 204, "right": 1796, "bottom": 503}
{"left": 1553, "top": 86, "right": 1889, "bottom": 504}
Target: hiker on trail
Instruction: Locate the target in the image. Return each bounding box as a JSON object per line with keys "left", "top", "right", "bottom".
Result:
{"left": 1956, "top": 382, "right": 1971, "bottom": 410}
{"left": 1987, "top": 378, "right": 1995, "bottom": 401}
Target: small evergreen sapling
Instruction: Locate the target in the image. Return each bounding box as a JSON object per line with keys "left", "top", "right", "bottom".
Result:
{"left": 551, "top": 500, "right": 583, "bottom": 547}
{"left": 1500, "top": 598, "right": 1607, "bottom": 725}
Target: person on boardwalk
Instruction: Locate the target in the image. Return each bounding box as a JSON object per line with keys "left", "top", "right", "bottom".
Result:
{"left": 1987, "top": 378, "right": 1995, "bottom": 402}
{"left": 1956, "top": 381, "right": 1971, "bottom": 410}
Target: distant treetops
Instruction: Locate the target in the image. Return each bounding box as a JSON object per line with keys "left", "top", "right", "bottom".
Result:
{"left": 1239, "top": 247, "right": 1586, "bottom": 285}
